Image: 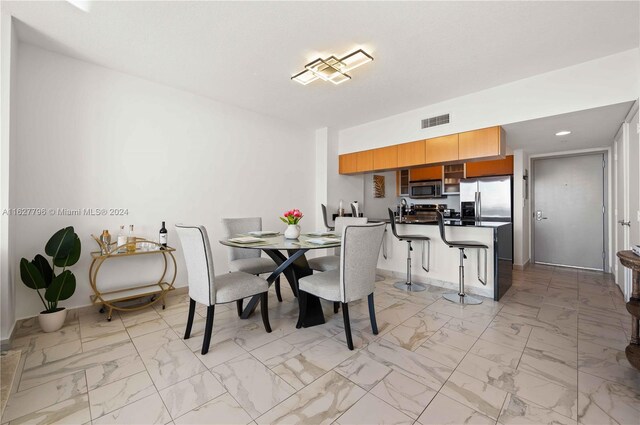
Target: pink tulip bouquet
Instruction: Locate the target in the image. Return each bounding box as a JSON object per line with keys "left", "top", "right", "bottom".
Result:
{"left": 280, "top": 209, "right": 304, "bottom": 225}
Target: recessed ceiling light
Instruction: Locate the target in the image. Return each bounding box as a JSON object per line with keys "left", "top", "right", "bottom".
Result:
{"left": 555, "top": 130, "right": 571, "bottom": 136}
{"left": 291, "top": 49, "right": 373, "bottom": 85}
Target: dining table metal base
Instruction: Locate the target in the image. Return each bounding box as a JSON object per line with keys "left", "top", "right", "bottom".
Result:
{"left": 239, "top": 248, "right": 326, "bottom": 328}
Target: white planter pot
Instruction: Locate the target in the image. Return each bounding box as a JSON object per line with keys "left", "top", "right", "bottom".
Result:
{"left": 38, "top": 308, "right": 67, "bottom": 333}
{"left": 284, "top": 224, "right": 301, "bottom": 239}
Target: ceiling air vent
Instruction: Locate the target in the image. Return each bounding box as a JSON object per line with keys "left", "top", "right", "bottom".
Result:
{"left": 421, "top": 114, "right": 450, "bottom": 129}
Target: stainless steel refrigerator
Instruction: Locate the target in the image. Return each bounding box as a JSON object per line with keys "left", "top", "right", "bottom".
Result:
{"left": 460, "top": 176, "right": 512, "bottom": 222}
{"left": 460, "top": 176, "right": 513, "bottom": 297}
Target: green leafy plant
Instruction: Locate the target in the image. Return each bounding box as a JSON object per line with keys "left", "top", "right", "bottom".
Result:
{"left": 19, "top": 227, "right": 80, "bottom": 313}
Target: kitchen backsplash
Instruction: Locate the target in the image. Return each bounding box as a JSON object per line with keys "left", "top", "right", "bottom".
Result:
{"left": 362, "top": 171, "right": 460, "bottom": 219}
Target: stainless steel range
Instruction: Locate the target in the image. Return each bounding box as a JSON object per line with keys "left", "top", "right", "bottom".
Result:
{"left": 400, "top": 204, "right": 446, "bottom": 223}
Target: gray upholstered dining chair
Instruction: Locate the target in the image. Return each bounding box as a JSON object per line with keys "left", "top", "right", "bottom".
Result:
{"left": 222, "top": 217, "right": 282, "bottom": 312}
{"left": 176, "top": 224, "right": 271, "bottom": 355}
{"left": 298, "top": 222, "right": 385, "bottom": 350}
{"left": 307, "top": 217, "right": 368, "bottom": 273}
{"left": 321, "top": 204, "right": 335, "bottom": 231}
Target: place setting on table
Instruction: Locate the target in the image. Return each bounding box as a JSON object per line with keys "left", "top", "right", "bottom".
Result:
{"left": 219, "top": 208, "right": 342, "bottom": 327}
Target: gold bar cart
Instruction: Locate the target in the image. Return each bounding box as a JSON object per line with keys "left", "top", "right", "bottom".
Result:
{"left": 89, "top": 237, "right": 177, "bottom": 321}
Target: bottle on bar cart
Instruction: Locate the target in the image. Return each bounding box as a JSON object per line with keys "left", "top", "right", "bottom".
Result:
{"left": 117, "top": 225, "right": 127, "bottom": 253}
{"left": 100, "top": 229, "right": 111, "bottom": 255}
{"left": 126, "top": 225, "right": 136, "bottom": 252}
{"left": 159, "top": 221, "right": 167, "bottom": 249}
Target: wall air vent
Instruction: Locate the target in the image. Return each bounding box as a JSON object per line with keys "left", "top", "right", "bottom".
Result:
{"left": 421, "top": 114, "right": 450, "bottom": 129}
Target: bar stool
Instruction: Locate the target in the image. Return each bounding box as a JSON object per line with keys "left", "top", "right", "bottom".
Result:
{"left": 436, "top": 212, "right": 488, "bottom": 305}
{"left": 387, "top": 209, "right": 430, "bottom": 292}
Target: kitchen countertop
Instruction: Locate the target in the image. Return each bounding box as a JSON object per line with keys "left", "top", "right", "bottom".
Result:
{"left": 368, "top": 218, "right": 511, "bottom": 228}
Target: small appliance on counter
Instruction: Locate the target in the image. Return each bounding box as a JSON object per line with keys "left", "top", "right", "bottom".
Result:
{"left": 443, "top": 208, "right": 456, "bottom": 218}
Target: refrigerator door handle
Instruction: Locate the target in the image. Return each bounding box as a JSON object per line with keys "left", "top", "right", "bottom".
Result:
{"left": 475, "top": 192, "right": 481, "bottom": 221}
{"left": 474, "top": 192, "right": 477, "bottom": 220}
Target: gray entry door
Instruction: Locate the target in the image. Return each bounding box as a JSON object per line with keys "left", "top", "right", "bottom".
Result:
{"left": 533, "top": 154, "right": 605, "bottom": 270}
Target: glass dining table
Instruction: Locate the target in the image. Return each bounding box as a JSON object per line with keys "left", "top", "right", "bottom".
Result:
{"left": 219, "top": 234, "right": 341, "bottom": 328}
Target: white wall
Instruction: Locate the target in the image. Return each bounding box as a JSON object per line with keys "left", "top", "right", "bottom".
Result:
{"left": 362, "top": 170, "right": 396, "bottom": 220}
{"left": 339, "top": 49, "right": 639, "bottom": 154}
{"left": 314, "top": 128, "right": 328, "bottom": 230}
{"left": 11, "top": 43, "right": 315, "bottom": 320}
{"left": 512, "top": 149, "right": 530, "bottom": 267}
{"left": 326, "top": 127, "right": 363, "bottom": 220}
{"left": 0, "top": 12, "right": 18, "bottom": 340}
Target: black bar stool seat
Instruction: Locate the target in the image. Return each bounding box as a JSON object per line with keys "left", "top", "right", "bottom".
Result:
{"left": 436, "top": 212, "right": 488, "bottom": 305}
{"left": 388, "top": 209, "right": 430, "bottom": 292}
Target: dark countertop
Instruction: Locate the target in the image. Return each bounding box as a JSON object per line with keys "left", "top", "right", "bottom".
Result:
{"left": 368, "top": 218, "right": 512, "bottom": 229}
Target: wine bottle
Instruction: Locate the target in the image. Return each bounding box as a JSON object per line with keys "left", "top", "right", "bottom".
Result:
{"left": 117, "top": 225, "right": 127, "bottom": 253}
{"left": 126, "top": 225, "right": 136, "bottom": 252}
{"left": 159, "top": 221, "right": 167, "bottom": 249}
{"left": 100, "top": 229, "right": 111, "bottom": 255}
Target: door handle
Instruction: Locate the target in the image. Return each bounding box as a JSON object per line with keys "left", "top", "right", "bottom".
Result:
{"left": 618, "top": 220, "right": 631, "bottom": 227}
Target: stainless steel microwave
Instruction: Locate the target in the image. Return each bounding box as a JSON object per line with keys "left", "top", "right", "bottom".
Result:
{"left": 409, "top": 180, "right": 443, "bottom": 198}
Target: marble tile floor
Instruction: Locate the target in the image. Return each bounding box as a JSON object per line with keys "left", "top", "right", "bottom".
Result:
{"left": 2, "top": 265, "right": 639, "bottom": 425}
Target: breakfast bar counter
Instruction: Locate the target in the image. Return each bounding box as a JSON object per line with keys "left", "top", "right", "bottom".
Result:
{"left": 373, "top": 219, "right": 512, "bottom": 300}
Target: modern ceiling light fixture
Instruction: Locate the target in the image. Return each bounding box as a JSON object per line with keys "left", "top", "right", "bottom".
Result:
{"left": 291, "top": 49, "right": 373, "bottom": 85}
{"left": 555, "top": 130, "right": 572, "bottom": 136}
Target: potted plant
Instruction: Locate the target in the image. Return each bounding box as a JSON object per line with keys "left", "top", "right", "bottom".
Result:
{"left": 19, "top": 227, "right": 80, "bottom": 332}
{"left": 280, "top": 209, "right": 303, "bottom": 239}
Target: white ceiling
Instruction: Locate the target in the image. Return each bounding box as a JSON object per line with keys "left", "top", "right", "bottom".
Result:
{"left": 504, "top": 101, "right": 634, "bottom": 155}
{"left": 3, "top": 1, "right": 639, "bottom": 130}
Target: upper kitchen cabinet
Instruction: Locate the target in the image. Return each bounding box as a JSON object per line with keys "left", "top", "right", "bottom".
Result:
{"left": 409, "top": 165, "right": 442, "bottom": 181}
{"left": 373, "top": 145, "right": 398, "bottom": 170}
{"left": 425, "top": 134, "right": 459, "bottom": 164}
{"left": 396, "top": 169, "right": 409, "bottom": 196}
{"left": 339, "top": 125, "right": 506, "bottom": 174}
{"left": 466, "top": 155, "right": 514, "bottom": 178}
{"left": 397, "top": 140, "right": 426, "bottom": 168}
{"left": 339, "top": 152, "right": 358, "bottom": 174}
{"left": 356, "top": 150, "right": 374, "bottom": 173}
{"left": 458, "top": 126, "right": 506, "bottom": 161}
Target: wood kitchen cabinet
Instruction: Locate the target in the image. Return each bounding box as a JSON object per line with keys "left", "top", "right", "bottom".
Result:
{"left": 397, "top": 140, "right": 426, "bottom": 167}
{"left": 410, "top": 165, "right": 442, "bottom": 181}
{"left": 356, "top": 150, "right": 374, "bottom": 173}
{"left": 339, "top": 125, "right": 506, "bottom": 175}
{"left": 425, "top": 134, "right": 459, "bottom": 164}
{"left": 396, "top": 170, "right": 409, "bottom": 196}
{"left": 458, "top": 126, "right": 505, "bottom": 161}
{"left": 466, "top": 155, "right": 514, "bottom": 177}
{"left": 339, "top": 153, "right": 358, "bottom": 174}
{"left": 373, "top": 145, "right": 398, "bottom": 170}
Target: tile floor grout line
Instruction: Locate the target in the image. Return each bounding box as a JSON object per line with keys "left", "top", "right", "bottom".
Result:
{"left": 93, "top": 315, "right": 177, "bottom": 423}
{"left": 251, "top": 368, "right": 337, "bottom": 423}
{"left": 83, "top": 370, "right": 92, "bottom": 423}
